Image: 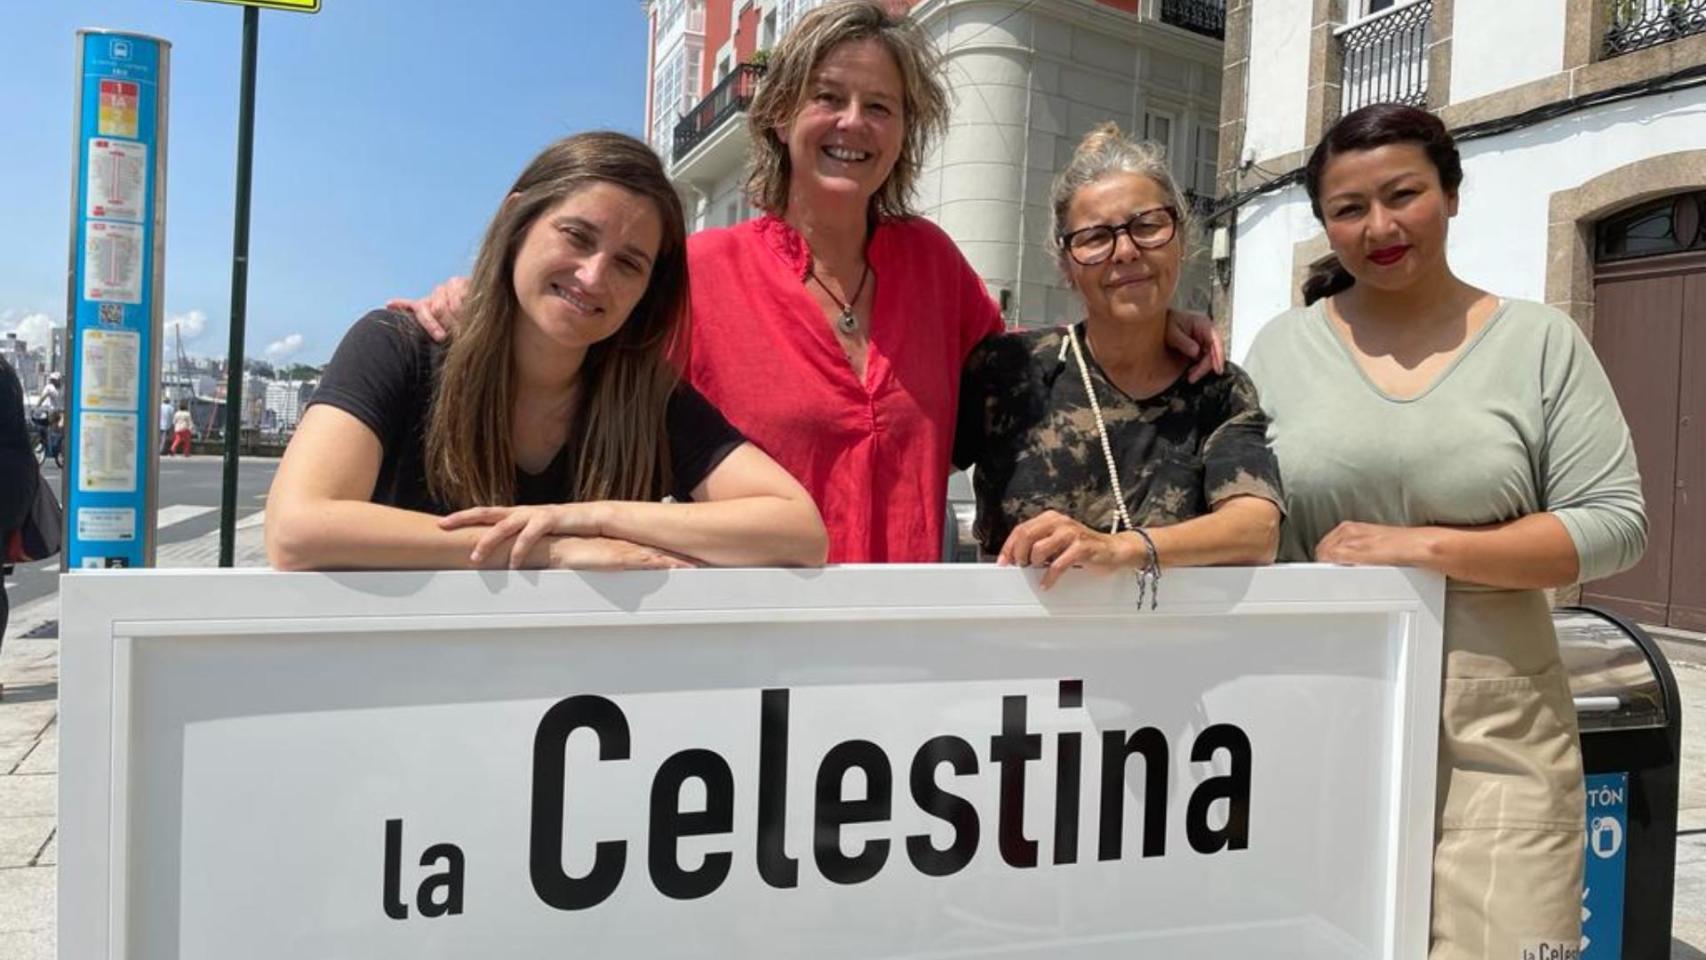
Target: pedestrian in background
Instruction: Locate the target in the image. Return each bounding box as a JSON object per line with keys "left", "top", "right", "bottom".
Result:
{"left": 170, "top": 406, "right": 193, "bottom": 457}
{"left": 0, "top": 357, "right": 39, "bottom": 696}
{"left": 159, "top": 397, "right": 174, "bottom": 456}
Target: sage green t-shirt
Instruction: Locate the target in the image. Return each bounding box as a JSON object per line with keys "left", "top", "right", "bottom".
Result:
{"left": 1243, "top": 298, "right": 1645, "bottom": 583}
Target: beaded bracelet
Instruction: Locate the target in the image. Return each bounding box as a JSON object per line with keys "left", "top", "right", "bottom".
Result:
{"left": 1133, "top": 527, "right": 1161, "bottom": 610}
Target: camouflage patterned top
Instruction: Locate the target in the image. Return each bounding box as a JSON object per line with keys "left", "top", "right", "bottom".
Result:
{"left": 954, "top": 323, "right": 1285, "bottom": 556}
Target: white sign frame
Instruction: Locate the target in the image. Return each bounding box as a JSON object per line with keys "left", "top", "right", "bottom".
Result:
{"left": 61, "top": 565, "right": 1444, "bottom": 959}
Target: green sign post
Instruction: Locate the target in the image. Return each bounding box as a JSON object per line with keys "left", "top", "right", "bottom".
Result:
{"left": 187, "top": 0, "right": 317, "bottom": 564}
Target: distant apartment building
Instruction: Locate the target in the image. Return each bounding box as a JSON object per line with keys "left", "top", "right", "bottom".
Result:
{"left": 643, "top": 0, "right": 1229, "bottom": 321}
{"left": 262, "top": 379, "right": 316, "bottom": 434}
{"left": 1, "top": 333, "right": 40, "bottom": 395}
{"left": 1212, "top": 0, "right": 1706, "bottom": 628}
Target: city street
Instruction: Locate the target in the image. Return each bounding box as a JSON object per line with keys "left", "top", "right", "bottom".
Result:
{"left": 3, "top": 455, "right": 277, "bottom": 609}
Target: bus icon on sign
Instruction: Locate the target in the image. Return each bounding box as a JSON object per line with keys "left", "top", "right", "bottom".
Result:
{"left": 111, "top": 39, "right": 132, "bottom": 60}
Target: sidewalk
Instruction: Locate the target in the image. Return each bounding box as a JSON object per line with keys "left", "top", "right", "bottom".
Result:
{"left": 0, "top": 516, "right": 268, "bottom": 959}
{"left": 2, "top": 541, "right": 1703, "bottom": 957}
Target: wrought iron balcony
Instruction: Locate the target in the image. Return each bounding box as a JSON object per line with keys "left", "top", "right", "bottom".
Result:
{"left": 1339, "top": 0, "right": 1433, "bottom": 113}
{"left": 1160, "top": 0, "right": 1226, "bottom": 40}
{"left": 1182, "top": 190, "right": 1218, "bottom": 219}
{"left": 1604, "top": 0, "right": 1706, "bottom": 57}
{"left": 673, "top": 63, "right": 765, "bottom": 165}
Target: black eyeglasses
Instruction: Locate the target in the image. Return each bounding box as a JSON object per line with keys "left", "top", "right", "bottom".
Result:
{"left": 1058, "top": 206, "right": 1180, "bottom": 265}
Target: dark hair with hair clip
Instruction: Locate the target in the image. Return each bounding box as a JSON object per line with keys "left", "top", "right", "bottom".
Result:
{"left": 1299, "top": 103, "right": 1463, "bottom": 304}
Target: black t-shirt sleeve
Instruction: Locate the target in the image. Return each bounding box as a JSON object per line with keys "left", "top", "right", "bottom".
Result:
{"left": 1201, "top": 363, "right": 1286, "bottom": 513}
{"left": 952, "top": 333, "right": 1002, "bottom": 472}
{"left": 665, "top": 380, "right": 746, "bottom": 500}
{"left": 309, "top": 310, "right": 428, "bottom": 448}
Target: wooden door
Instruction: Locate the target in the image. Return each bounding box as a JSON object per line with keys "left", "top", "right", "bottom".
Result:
{"left": 1582, "top": 250, "right": 1706, "bottom": 629}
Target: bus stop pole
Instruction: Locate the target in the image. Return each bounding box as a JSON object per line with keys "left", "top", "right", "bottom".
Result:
{"left": 218, "top": 5, "right": 258, "bottom": 567}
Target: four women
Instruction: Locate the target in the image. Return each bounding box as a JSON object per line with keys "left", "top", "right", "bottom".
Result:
{"left": 272, "top": 4, "right": 1647, "bottom": 952}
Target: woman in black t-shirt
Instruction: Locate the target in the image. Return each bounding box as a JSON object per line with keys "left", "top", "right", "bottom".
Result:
{"left": 267, "top": 133, "right": 827, "bottom": 570}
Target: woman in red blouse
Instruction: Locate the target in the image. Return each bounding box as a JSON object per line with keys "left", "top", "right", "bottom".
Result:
{"left": 400, "top": 1, "right": 1221, "bottom": 563}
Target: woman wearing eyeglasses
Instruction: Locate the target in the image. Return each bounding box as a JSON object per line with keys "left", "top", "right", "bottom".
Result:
{"left": 954, "top": 123, "right": 1284, "bottom": 592}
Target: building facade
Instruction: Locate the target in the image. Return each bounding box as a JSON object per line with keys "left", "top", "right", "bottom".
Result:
{"left": 643, "top": 0, "right": 1228, "bottom": 322}
{"left": 1212, "top": 0, "right": 1706, "bottom": 628}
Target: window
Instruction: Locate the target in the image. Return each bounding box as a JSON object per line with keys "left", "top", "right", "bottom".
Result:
{"left": 778, "top": 0, "right": 825, "bottom": 37}
{"left": 684, "top": 43, "right": 703, "bottom": 108}
{"left": 687, "top": 0, "right": 705, "bottom": 33}
{"left": 761, "top": 10, "right": 777, "bottom": 49}
{"left": 717, "top": 54, "right": 732, "bottom": 82}
{"left": 1365, "top": 0, "right": 1398, "bottom": 14}
{"left": 1596, "top": 192, "right": 1706, "bottom": 263}
{"left": 1194, "top": 127, "right": 1219, "bottom": 197}
{"left": 651, "top": 48, "right": 686, "bottom": 155}
{"left": 660, "top": 0, "right": 686, "bottom": 34}
{"left": 1143, "top": 111, "right": 1174, "bottom": 158}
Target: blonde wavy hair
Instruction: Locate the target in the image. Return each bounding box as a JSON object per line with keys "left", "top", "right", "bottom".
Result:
{"left": 744, "top": 0, "right": 949, "bottom": 219}
{"left": 425, "top": 132, "right": 689, "bottom": 508}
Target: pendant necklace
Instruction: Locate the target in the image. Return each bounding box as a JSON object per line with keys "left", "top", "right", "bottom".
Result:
{"left": 806, "top": 260, "right": 871, "bottom": 335}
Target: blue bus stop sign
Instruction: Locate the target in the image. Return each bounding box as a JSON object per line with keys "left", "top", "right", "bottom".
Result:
{"left": 64, "top": 31, "right": 170, "bottom": 569}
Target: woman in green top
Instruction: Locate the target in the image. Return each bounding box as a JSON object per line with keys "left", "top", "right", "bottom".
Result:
{"left": 1243, "top": 104, "right": 1645, "bottom": 959}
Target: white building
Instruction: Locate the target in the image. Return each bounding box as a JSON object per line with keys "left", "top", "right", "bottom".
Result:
{"left": 1212, "top": 0, "right": 1706, "bottom": 628}
{"left": 645, "top": 0, "right": 1229, "bottom": 321}
{"left": 1, "top": 333, "right": 41, "bottom": 395}
{"left": 262, "top": 379, "right": 315, "bottom": 434}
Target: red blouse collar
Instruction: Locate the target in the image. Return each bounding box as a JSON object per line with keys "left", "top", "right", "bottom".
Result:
{"left": 752, "top": 212, "right": 894, "bottom": 279}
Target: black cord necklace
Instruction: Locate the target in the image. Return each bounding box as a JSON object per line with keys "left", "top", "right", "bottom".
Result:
{"left": 806, "top": 260, "right": 871, "bottom": 335}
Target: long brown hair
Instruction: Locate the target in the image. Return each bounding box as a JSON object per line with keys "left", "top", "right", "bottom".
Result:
{"left": 424, "top": 132, "right": 689, "bottom": 508}
{"left": 743, "top": 0, "right": 948, "bottom": 219}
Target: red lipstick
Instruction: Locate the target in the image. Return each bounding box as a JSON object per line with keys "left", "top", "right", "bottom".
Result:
{"left": 1368, "top": 245, "right": 1409, "bottom": 266}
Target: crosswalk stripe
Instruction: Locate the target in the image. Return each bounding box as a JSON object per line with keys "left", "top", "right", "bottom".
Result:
{"left": 155, "top": 505, "right": 216, "bottom": 530}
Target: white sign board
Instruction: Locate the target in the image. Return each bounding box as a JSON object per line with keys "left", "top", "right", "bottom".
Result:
{"left": 61, "top": 565, "right": 1443, "bottom": 959}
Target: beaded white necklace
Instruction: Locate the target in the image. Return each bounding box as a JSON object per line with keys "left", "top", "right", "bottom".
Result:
{"left": 1059, "top": 324, "right": 1161, "bottom": 608}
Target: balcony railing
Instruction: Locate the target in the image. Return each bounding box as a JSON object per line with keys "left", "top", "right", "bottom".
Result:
{"left": 1604, "top": 0, "right": 1706, "bottom": 57}
{"left": 673, "top": 63, "right": 765, "bottom": 164}
{"left": 1338, "top": 0, "right": 1432, "bottom": 113}
{"left": 1159, "top": 0, "right": 1226, "bottom": 40}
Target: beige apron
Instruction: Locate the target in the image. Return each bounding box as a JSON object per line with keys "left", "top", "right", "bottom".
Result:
{"left": 1430, "top": 587, "right": 1585, "bottom": 960}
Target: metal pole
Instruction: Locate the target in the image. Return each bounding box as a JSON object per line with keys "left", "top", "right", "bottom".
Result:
{"left": 219, "top": 6, "right": 259, "bottom": 568}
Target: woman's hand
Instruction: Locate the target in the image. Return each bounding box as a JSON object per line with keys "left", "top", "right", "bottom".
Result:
{"left": 1165, "top": 310, "right": 1226, "bottom": 383}
{"left": 546, "top": 536, "right": 700, "bottom": 571}
{"left": 998, "top": 510, "right": 1140, "bottom": 589}
{"left": 1314, "top": 521, "right": 1434, "bottom": 568}
{"left": 440, "top": 503, "right": 610, "bottom": 568}
{"left": 385, "top": 276, "right": 470, "bottom": 343}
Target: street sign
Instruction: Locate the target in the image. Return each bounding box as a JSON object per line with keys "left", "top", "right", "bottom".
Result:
{"left": 61, "top": 565, "right": 1446, "bottom": 959}
{"left": 65, "top": 31, "right": 170, "bottom": 570}
{"left": 190, "top": 0, "right": 321, "bottom": 12}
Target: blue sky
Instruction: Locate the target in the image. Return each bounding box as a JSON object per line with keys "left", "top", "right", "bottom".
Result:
{"left": 1, "top": 0, "right": 649, "bottom": 366}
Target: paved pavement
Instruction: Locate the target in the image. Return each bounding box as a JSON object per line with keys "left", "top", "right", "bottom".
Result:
{"left": 1, "top": 496, "right": 270, "bottom": 959}
{"left": 2, "top": 522, "right": 1703, "bottom": 956}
